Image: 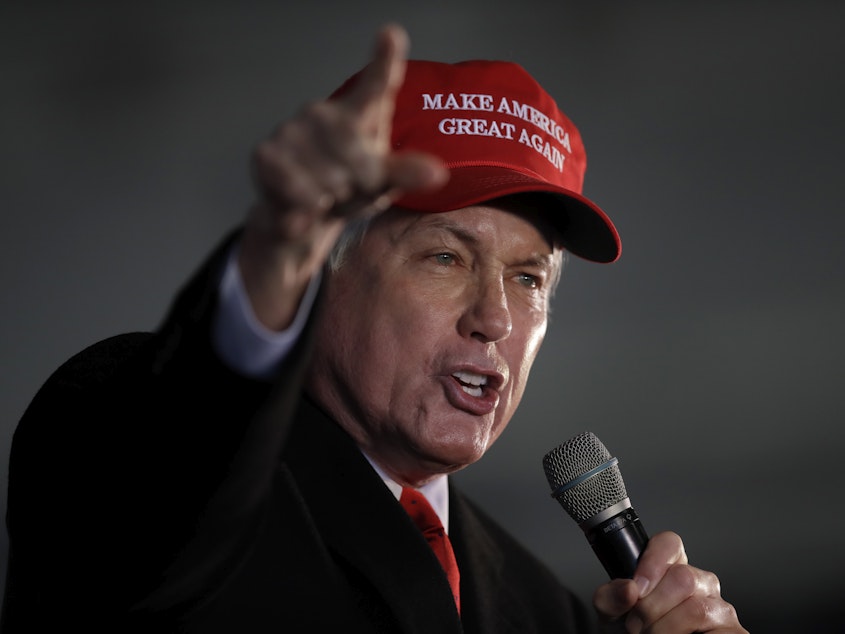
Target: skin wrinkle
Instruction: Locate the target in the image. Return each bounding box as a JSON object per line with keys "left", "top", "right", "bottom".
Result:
{"left": 306, "top": 199, "right": 563, "bottom": 487}
{"left": 328, "top": 193, "right": 566, "bottom": 292}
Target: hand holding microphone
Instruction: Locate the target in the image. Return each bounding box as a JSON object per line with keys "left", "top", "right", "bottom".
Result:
{"left": 543, "top": 432, "right": 748, "bottom": 633}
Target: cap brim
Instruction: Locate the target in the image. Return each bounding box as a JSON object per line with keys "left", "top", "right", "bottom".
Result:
{"left": 395, "top": 165, "right": 621, "bottom": 263}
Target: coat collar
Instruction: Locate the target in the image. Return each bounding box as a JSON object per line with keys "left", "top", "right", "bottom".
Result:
{"left": 281, "top": 397, "right": 542, "bottom": 634}
{"left": 281, "top": 397, "right": 464, "bottom": 633}
{"left": 449, "top": 489, "right": 530, "bottom": 633}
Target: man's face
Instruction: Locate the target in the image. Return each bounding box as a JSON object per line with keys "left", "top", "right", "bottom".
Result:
{"left": 307, "top": 198, "right": 561, "bottom": 485}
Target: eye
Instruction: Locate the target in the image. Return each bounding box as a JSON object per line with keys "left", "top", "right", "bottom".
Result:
{"left": 516, "top": 272, "right": 539, "bottom": 289}
{"left": 433, "top": 252, "right": 456, "bottom": 266}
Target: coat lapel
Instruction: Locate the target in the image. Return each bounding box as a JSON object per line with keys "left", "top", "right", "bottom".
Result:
{"left": 281, "top": 398, "right": 463, "bottom": 633}
{"left": 450, "top": 487, "right": 542, "bottom": 634}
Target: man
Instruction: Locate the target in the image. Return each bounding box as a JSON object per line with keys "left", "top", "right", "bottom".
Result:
{"left": 2, "top": 24, "right": 746, "bottom": 633}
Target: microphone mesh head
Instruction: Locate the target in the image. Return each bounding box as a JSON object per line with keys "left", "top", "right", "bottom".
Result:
{"left": 542, "top": 431, "right": 628, "bottom": 524}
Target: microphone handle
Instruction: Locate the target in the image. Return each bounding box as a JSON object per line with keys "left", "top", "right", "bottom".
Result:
{"left": 584, "top": 506, "right": 649, "bottom": 579}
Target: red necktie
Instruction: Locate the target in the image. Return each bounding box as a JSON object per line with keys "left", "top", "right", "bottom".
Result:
{"left": 399, "top": 487, "right": 461, "bottom": 614}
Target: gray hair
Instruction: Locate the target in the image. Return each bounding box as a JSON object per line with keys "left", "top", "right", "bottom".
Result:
{"left": 328, "top": 216, "right": 374, "bottom": 272}
{"left": 327, "top": 211, "right": 567, "bottom": 305}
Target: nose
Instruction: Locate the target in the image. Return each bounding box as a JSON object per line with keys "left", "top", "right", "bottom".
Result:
{"left": 457, "top": 276, "right": 513, "bottom": 343}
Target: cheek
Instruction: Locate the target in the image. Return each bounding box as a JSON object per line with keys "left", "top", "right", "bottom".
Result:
{"left": 497, "top": 319, "right": 548, "bottom": 420}
{"left": 340, "top": 285, "right": 444, "bottom": 386}
{"left": 514, "top": 307, "right": 548, "bottom": 369}
{"left": 380, "top": 279, "right": 458, "bottom": 341}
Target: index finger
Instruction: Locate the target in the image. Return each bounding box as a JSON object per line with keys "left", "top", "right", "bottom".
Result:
{"left": 342, "top": 24, "right": 409, "bottom": 116}
{"left": 633, "top": 531, "right": 688, "bottom": 598}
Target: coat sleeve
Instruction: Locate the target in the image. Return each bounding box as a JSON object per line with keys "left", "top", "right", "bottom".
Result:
{"left": 2, "top": 229, "right": 322, "bottom": 629}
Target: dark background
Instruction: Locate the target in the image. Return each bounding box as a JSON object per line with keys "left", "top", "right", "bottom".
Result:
{"left": 2, "top": 2, "right": 842, "bottom": 631}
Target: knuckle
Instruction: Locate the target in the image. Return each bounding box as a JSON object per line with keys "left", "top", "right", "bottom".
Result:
{"left": 689, "top": 595, "right": 735, "bottom": 631}
{"left": 721, "top": 600, "right": 742, "bottom": 629}
{"left": 352, "top": 154, "right": 386, "bottom": 194}
{"left": 269, "top": 117, "right": 306, "bottom": 146}
{"left": 660, "top": 530, "right": 685, "bottom": 556}
{"left": 678, "top": 595, "right": 711, "bottom": 630}
{"left": 299, "top": 101, "right": 351, "bottom": 139}
{"left": 270, "top": 175, "right": 302, "bottom": 201}
{"left": 667, "top": 564, "right": 698, "bottom": 596}
{"left": 300, "top": 99, "right": 332, "bottom": 119}
{"left": 663, "top": 530, "right": 683, "bottom": 545}
{"left": 320, "top": 165, "right": 352, "bottom": 196}
{"left": 704, "top": 569, "right": 721, "bottom": 595}
{"left": 721, "top": 598, "right": 739, "bottom": 623}
{"left": 258, "top": 168, "right": 309, "bottom": 210}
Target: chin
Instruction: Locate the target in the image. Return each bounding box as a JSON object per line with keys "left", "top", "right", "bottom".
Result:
{"left": 426, "top": 437, "right": 489, "bottom": 472}
{"left": 416, "top": 412, "right": 501, "bottom": 471}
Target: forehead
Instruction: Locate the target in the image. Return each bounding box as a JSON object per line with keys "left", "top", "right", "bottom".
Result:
{"left": 330, "top": 199, "right": 565, "bottom": 295}
{"left": 381, "top": 197, "right": 561, "bottom": 252}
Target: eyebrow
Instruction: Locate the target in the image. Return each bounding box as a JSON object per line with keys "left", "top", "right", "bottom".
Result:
{"left": 397, "top": 217, "right": 480, "bottom": 246}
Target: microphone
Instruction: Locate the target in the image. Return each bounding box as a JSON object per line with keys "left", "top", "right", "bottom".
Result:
{"left": 542, "top": 431, "right": 649, "bottom": 579}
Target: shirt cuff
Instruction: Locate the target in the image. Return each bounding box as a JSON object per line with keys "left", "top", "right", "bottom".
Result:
{"left": 212, "top": 243, "right": 321, "bottom": 379}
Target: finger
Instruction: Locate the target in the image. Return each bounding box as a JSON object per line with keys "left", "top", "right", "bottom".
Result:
{"left": 300, "top": 128, "right": 447, "bottom": 206}
{"left": 256, "top": 102, "right": 374, "bottom": 211}
{"left": 592, "top": 578, "right": 640, "bottom": 621}
{"left": 635, "top": 564, "right": 720, "bottom": 626}
{"left": 343, "top": 24, "right": 409, "bottom": 117}
{"left": 252, "top": 136, "right": 335, "bottom": 216}
{"left": 633, "top": 531, "right": 688, "bottom": 598}
{"left": 339, "top": 24, "right": 409, "bottom": 154}
{"left": 639, "top": 594, "right": 743, "bottom": 634}
{"left": 256, "top": 106, "right": 446, "bottom": 219}
{"left": 384, "top": 151, "right": 449, "bottom": 196}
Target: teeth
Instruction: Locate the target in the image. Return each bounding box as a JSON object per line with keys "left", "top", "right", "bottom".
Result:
{"left": 453, "top": 371, "right": 487, "bottom": 397}
{"left": 453, "top": 371, "right": 487, "bottom": 386}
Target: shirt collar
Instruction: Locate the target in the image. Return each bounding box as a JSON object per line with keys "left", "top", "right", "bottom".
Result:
{"left": 362, "top": 452, "right": 451, "bottom": 533}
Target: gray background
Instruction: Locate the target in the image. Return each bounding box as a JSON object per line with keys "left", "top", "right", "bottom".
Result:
{"left": 2, "top": 2, "right": 842, "bottom": 631}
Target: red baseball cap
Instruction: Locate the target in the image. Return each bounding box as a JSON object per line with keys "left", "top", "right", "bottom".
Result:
{"left": 335, "top": 59, "right": 621, "bottom": 263}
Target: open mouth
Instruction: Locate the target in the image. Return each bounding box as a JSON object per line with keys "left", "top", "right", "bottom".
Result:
{"left": 452, "top": 370, "right": 487, "bottom": 397}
